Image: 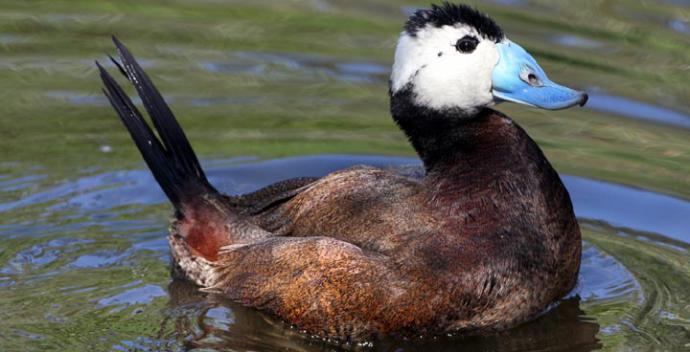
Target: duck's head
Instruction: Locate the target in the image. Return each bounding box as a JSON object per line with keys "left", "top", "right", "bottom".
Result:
{"left": 391, "top": 2, "right": 588, "bottom": 115}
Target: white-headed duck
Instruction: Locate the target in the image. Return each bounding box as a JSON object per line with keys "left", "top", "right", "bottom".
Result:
{"left": 97, "top": 2, "right": 587, "bottom": 342}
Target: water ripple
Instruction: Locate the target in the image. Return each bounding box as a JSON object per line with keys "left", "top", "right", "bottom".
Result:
{"left": 1, "top": 238, "right": 93, "bottom": 275}
{"left": 201, "top": 51, "right": 389, "bottom": 83}
{"left": 586, "top": 92, "right": 690, "bottom": 129}
{"left": 550, "top": 34, "right": 604, "bottom": 49}
{"left": 98, "top": 284, "right": 167, "bottom": 308}
{"left": 577, "top": 243, "right": 642, "bottom": 303}
{"left": 669, "top": 19, "right": 690, "bottom": 35}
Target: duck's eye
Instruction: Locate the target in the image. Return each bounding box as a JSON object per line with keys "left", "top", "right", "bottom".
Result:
{"left": 455, "top": 36, "right": 479, "bottom": 54}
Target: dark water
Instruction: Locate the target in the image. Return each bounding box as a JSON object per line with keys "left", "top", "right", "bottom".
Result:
{"left": 1, "top": 0, "right": 689, "bottom": 351}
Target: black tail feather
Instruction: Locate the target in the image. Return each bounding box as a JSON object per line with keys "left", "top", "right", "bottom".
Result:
{"left": 97, "top": 38, "right": 216, "bottom": 209}
{"left": 111, "top": 36, "right": 207, "bottom": 184}
{"left": 108, "top": 54, "right": 128, "bottom": 80}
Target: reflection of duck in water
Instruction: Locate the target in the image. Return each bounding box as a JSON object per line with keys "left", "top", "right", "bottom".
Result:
{"left": 98, "top": 2, "right": 587, "bottom": 341}
{"left": 163, "top": 280, "right": 601, "bottom": 350}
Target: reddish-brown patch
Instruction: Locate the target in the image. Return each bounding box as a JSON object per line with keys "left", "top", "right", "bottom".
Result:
{"left": 177, "top": 200, "right": 235, "bottom": 262}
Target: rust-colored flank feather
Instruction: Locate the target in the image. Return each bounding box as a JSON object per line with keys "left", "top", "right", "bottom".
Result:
{"left": 98, "top": 3, "right": 581, "bottom": 343}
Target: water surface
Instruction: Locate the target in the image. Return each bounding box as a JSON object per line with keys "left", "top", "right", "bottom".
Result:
{"left": 0, "top": 0, "right": 689, "bottom": 351}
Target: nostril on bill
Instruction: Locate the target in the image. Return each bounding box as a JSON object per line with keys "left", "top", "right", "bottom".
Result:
{"left": 579, "top": 93, "right": 589, "bottom": 107}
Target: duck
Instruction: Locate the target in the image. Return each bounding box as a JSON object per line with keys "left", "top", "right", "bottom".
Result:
{"left": 97, "top": 2, "right": 587, "bottom": 342}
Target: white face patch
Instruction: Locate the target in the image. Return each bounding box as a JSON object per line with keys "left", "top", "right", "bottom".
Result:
{"left": 390, "top": 24, "right": 500, "bottom": 112}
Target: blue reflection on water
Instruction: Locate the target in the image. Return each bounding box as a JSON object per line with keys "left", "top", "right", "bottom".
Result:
{"left": 3, "top": 155, "right": 688, "bottom": 246}
{"left": 98, "top": 284, "right": 167, "bottom": 308}
{"left": 586, "top": 93, "right": 690, "bottom": 129}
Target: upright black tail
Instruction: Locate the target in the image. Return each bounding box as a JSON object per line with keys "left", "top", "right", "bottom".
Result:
{"left": 98, "top": 36, "right": 216, "bottom": 209}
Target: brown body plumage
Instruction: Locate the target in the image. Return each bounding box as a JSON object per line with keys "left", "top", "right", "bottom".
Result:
{"left": 167, "top": 110, "right": 580, "bottom": 340}
{"left": 98, "top": 3, "right": 583, "bottom": 342}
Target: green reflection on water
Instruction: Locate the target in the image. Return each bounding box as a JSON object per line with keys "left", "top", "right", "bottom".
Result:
{"left": 0, "top": 0, "right": 689, "bottom": 351}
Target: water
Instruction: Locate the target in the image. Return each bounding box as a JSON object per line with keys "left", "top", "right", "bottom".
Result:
{"left": 0, "top": 0, "right": 689, "bottom": 351}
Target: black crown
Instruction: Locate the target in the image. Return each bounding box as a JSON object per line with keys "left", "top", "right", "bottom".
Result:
{"left": 405, "top": 2, "right": 504, "bottom": 42}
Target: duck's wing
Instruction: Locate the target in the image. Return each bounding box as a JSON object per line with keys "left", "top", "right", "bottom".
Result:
{"left": 246, "top": 165, "right": 433, "bottom": 249}
{"left": 225, "top": 176, "right": 319, "bottom": 215}
{"left": 238, "top": 163, "right": 427, "bottom": 233}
